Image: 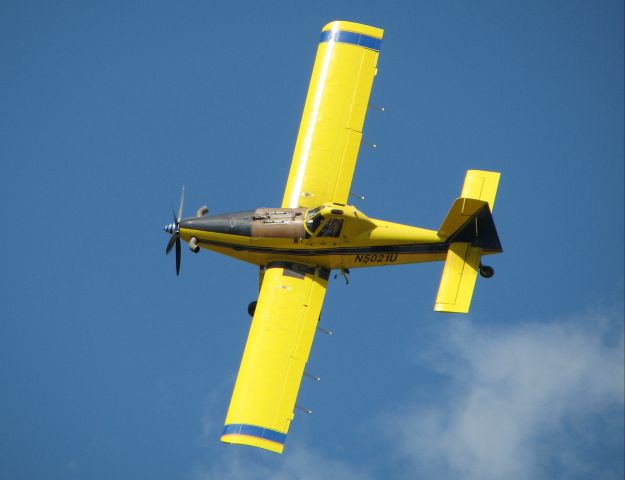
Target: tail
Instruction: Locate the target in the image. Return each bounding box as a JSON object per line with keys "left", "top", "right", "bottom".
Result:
{"left": 434, "top": 170, "right": 502, "bottom": 313}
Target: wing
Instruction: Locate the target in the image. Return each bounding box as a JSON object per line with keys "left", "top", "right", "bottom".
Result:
{"left": 221, "top": 262, "right": 329, "bottom": 453}
{"left": 281, "top": 21, "right": 384, "bottom": 209}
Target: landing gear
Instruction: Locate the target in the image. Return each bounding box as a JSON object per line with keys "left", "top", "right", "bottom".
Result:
{"left": 479, "top": 264, "right": 494, "bottom": 278}
{"left": 334, "top": 268, "right": 350, "bottom": 285}
{"left": 247, "top": 300, "right": 257, "bottom": 317}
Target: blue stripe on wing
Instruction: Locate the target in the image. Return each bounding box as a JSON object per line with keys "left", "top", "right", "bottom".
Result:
{"left": 320, "top": 29, "right": 382, "bottom": 51}
{"left": 222, "top": 423, "right": 287, "bottom": 445}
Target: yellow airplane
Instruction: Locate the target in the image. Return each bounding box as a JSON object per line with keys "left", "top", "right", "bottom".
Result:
{"left": 163, "top": 21, "right": 502, "bottom": 454}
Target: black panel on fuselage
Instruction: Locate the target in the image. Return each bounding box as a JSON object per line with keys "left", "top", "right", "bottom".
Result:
{"left": 180, "top": 211, "right": 254, "bottom": 237}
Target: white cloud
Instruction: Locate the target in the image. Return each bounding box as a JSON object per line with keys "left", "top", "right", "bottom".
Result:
{"left": 384, "top": 309, "right": 624, "bottom": 480}
{"left": 193, "top": 308, "right": 623, "bottom": 479}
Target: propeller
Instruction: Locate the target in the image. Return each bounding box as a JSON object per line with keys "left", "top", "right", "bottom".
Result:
{"left": 164, "top": 186, "right": 185, "bottom": 275}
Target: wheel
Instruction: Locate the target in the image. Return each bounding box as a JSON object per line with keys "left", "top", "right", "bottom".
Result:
{"left": 479, "top": 264, "right": 494, "bottom": 278}
{"left": 247, "top": 300, "right": 257, "bottom": 317}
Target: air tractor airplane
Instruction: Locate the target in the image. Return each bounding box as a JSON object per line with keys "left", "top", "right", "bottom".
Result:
{"left": 163, "top": 21, "right": 502, "bottom": 454}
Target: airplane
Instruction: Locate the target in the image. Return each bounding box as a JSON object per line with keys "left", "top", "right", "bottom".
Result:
{"left": 163, "top": 21, "right": 502, "bottom": 454}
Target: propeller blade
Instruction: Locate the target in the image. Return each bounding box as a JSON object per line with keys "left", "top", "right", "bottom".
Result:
{"left": 175, "top": 237, "right": 181, "bottom": 275}
{"left": 177, "top": 185, "right": 185, "bottom": 222}
{"left": 165, "top": 185, "right": 185, "bottom": 275}
{"left": 165, "top": 234, "right": 177, "bottom": 254}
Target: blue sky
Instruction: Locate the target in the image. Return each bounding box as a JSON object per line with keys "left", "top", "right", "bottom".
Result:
{"left": 1, "top": 1, "right": 623, "bottom": 479}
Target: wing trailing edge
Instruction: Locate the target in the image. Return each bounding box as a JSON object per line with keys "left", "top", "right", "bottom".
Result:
{"left": 221, "top": 262, "right": 329, "bottom": 453}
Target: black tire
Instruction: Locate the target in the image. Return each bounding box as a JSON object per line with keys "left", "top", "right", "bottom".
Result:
{"left": 479, "top": 265, "right": 495, "bottom": 278}
{"left": 247, "top": 300, "right": 257, "bottom": 317}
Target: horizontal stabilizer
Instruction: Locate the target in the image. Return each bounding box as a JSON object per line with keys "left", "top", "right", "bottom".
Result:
{"left": 434, "top": 242, "right": 480, "bottom": 313}
{"left": 434, "top": 169, "right": 502, "bottom": 314}
{"left": 438, "top": 169, "right": 502, "bottom": 253}
{"left": 461, "top": 170, "right": 500, "bottom": 210}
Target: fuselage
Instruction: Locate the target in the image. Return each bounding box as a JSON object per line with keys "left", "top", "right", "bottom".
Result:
{"left": 178, "top": 203, "right": 454, "bottom": 270}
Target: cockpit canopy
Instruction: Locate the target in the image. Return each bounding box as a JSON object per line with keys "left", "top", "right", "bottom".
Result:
{"left": 305, "top": 206, "right": 344, "bottom": 238}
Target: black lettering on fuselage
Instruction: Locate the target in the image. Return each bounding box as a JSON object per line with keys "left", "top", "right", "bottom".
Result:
{"left": 354, "top": 253, "right": 399, "bottom": 264}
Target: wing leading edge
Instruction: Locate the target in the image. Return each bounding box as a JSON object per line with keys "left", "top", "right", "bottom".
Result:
{"left": 221, "top": 262, "right": 329, "bottom": 453}
{"left": 282, "top": 21, "right": 384, "bottom": 209}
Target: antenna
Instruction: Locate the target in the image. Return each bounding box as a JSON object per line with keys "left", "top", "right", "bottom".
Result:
{"left": 295, "top": 404, "right": 312, "bottom": 414}
{"left": 304, "top": 371, "right": 320, "bottom": 381}
{"left": 316, "top": 325, "right": 333, "bottom": 335}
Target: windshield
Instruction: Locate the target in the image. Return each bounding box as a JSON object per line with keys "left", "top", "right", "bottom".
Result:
{"left": 305, "top": 207, "right": 325, "bottom": 233}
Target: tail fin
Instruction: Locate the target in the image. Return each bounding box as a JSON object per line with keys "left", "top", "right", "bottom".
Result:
{"left": 434, "top": 170, "right": 502, "bottom": 313}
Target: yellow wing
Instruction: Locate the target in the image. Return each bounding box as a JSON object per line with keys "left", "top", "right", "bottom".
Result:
{"left": 221, "top": 262, "right": 329, "bottom": 453}
{"left": 281, "top": 21, "right": 384, "bottom": 209}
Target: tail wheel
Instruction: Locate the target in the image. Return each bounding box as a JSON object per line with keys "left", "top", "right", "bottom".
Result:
{"left": 247, "top": 301, "right": 257, "bottom": 317}
{"left": 479, "top": 264, "right": 494, "bottom": 278}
